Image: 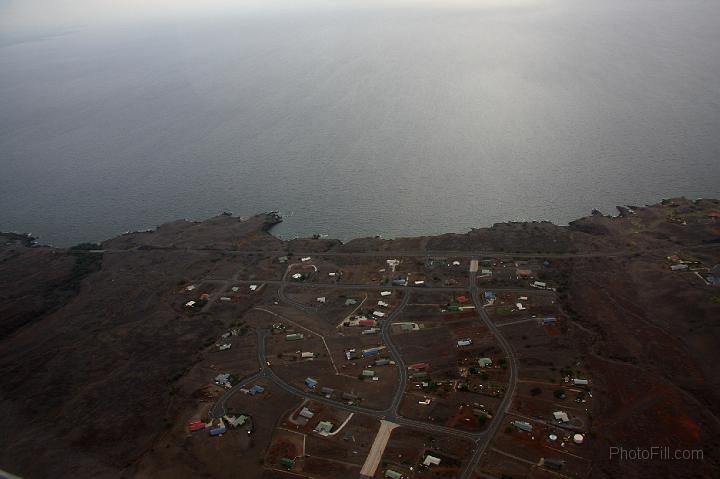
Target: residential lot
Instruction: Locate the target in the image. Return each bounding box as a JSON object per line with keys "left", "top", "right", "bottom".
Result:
{"left": 375, "top": 427, "right": 475, "bottom": 479}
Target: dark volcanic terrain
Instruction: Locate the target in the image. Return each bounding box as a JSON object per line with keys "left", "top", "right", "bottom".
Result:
{"left": 1, "top": 198, "right": 719, "bottom": 479}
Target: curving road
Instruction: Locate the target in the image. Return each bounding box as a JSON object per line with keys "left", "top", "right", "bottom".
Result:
{"left": 457, "top": 267, "right": 520, "bottom": 479}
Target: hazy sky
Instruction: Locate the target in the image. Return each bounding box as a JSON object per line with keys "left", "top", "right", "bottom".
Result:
{"left": 0, "top": 0, "right": 540, "bottom": 32}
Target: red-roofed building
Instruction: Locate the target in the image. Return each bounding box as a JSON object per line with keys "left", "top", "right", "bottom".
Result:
{"left": 408, "top": 362, "right": 428, "bottom": 370}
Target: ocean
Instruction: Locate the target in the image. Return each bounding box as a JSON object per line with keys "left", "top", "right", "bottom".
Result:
{"left": 1, "top": 0, "right": 719, "bottom": 245}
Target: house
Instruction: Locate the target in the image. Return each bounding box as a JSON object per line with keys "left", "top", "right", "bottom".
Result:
{"left": 362, "top": 369, "right": 375, "bottom": 377}
{"left": 277, "top": 256, "right": 289, "bottom": 263}
{"left": 542, "top": 317, "right": 557, "bottom": 325}
{"left": 358, "top": 319, "right": 377, "bottom": 327}
{"left": 286, "top": 333, "right": 304, "bottom": 341}
{"left": 279, "top": 458, "right": 295, "bottom": 469}
{"left": 671, "top": 264, "right": 688, "bottom": 271}
{"left": 341, "top": 392, "right": 359, "bottom": 401}
{"left": 448, "top": 305, "right": 460, "bottom": 312}
{"left": 209, "top": 426, "right": 227, "bottom": 436}
{"left": 345, "top": 298, "right": 358, "bottom": 305}
{"left": 199, "top": 293, "right": 210, "bottom": 301}
{"left": 292, "top": 273, "right": 303, "bottom": 279}
{"left": 423, "top": 455, "right": 441, "bottom": 466}
{"left": 452, "top": 260, "right": 461, "bottom": 266}
{"left": 214, "top": 373, "right": 231, "bottom": 386}
{"left": 511, "top": 421, "right": 533, "bottom": 432}
{"left": 249, "top": 284, "right": 258, "bottom": 291}
{"left": 375, "top": 359, "right": 390, "bottom": 366}
{"left": 301, "top": 257, "right": 311, "bottom": 262}
{"left": 248, "top": 385, "right": 264, "bottom": 396}
{"left": 299, "top": 407, "right": 314, "bottom": 419}
{"left": 385, "top": 470, "right": 402, "bottom": 479}
{"left": 478, "top": 357, "right": 492, "bottom": 367}
{"left": 218, "top": 343, "right": 231, "bottom": 351}
{"left": 380, "top": 291, "right": 392, "bottom": 297}
{"left": 457, "top": 338, "right": 473, "bottom": 347}
{"left": 706, "top": 276, "right": 720, "bottom": 286}
{"left": 373, "top": 311, "right": 386, "bottom": 318}
{"left": 316, "top": 297, "right": 326, "bottom": 303}
{"left": 185, "top": 285, "right": 196, "bottom": 291}
{"left": 377, "top": 300, "right": 389, "bottom": 308}
{"left": 305, "top": 377, "right": 318, "bottom": 388}
{"left": 386, "top": 259, "right": 400, "bottom": 271}
{"left": 516, "top": 302, "right": 526, "bottom": 310}
{"left": 572, "top": 378, "right": 589, "bottom": 386}
{"left": 484, "top": 291, "right": 496, "bottom": 302}
{"left": 185, "top": 300, "right": 196, "bottom": 307}
{"left": 408, "top": 362, "right": 428, "bottom": 370}
{"left": 320, "top": 387, "right": 335, "bottom": 397}
{"left": 456, "top": 295, "right": 468, "bottom": 303}
{"left": 345, "top": 349, "right": 361, "bottom": 360}
{"left": 362, "top": 346, "right": 385, "bottom": 358}
{"left": 188, "top": 421, "right": 205, "bottom": 432}
{"left": 516, "top": 269, "right": 533, "bottom": 278}
{"left": 314, "top": 421, "right": 333, "bottom": 435}
{"left": 480, "top": 268, "right": 492, "bottom": 276}
{"left": 531, "top": 281, "right": 547, "bottom": 289}
{"left": 553, "top": 411, "right": 569, "bottom": 423}
{"left": 226, "top": 415, "right": 248, "bottom": 427}
{"left": 392, "top": 278, "right": 407, "bottom": 286}
{"left": 413, "top": 280, "right": 425, "bottom": 286}
{"left": 301, "top": 352, "right": 315, "bottom": 359}
{"left": 362, "top": 328, "right": 380, "bottom": 335}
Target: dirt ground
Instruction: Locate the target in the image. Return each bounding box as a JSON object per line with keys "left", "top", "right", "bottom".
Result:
{"left": 1, "top": 200, "right": 719, "bottom": 478}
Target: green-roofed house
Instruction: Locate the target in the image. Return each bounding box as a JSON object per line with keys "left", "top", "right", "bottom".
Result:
{"left": 277, "top": 256, "right": 289, "bottom": 264}
{"left": 286, "top": 333, "right": 304, "bottom": 341}
{"left": 314, "top": 421, "right": 333, "bottom": 434}
{"left": 362, "top": 369, "right": 375, "bottom": 377}
{"left": 511, "top": 420, "right": 533, "bottom": 432}
{"left": 279, "top": 457, "right": 295, "bottom": 469}
{"left": 478, "top": 357, "right": 492, "bottom": 367}
{"left": 385, "top": 470, "right": 402, "bottom": 479}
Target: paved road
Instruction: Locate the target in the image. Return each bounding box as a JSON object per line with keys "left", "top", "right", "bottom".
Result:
{"left": 90, "top": 246, "right": 653, "bottom": 259}
{"left": 198, "top": 277, "right": 557, "bottom": 296}
{"left": 458, "top": 267, "right": 520, "bottom": 479}
{"left": 211, "top": 329, "right": 266, "bottom": 418}
{"left": 381, "top": 292, "right": 411, "bottom": 415}
{"left": 359, "top": 420, "right": 399, "bottom": 478}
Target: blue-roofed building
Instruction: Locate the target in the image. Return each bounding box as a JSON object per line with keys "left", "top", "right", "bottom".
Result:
{"left": 707, "top": 276, "right": 720, "bottom": 286}
{"left": 305, "top": 377, "right": 318, "bottom": 388}
{"left": 484, "top": 291, "right": 496, "bottom": 301}
{"left": 248, "top": 385, "right": 265, "bottom": 396}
